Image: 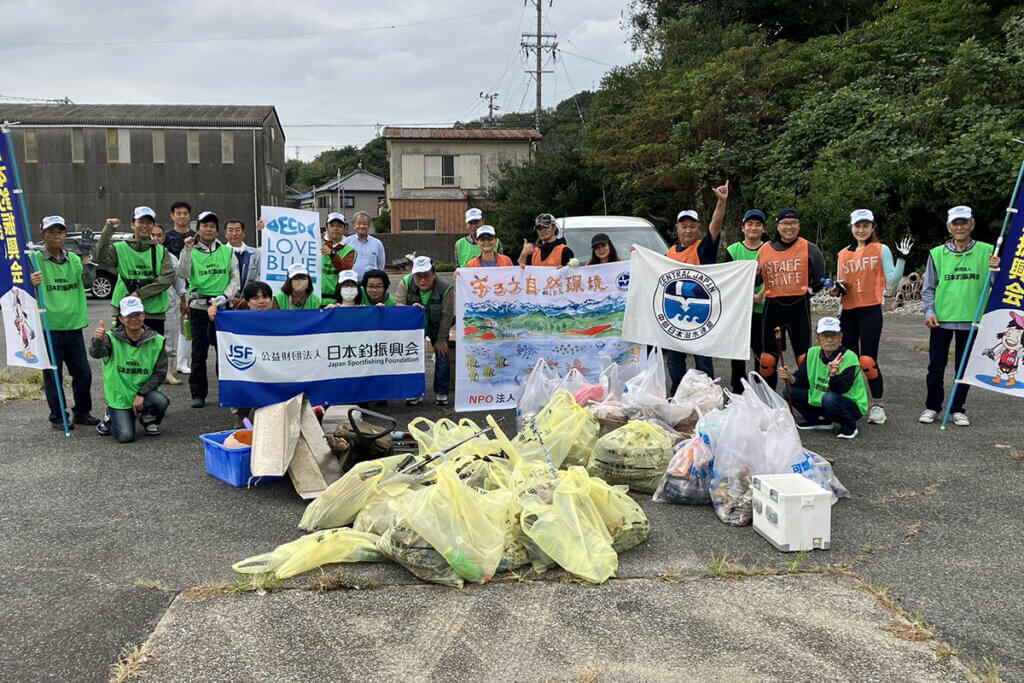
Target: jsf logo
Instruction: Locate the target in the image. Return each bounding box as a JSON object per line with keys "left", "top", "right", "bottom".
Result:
{"left": 265, "top": 216, "right": 316, "bottom": 236}
{"left": 226, "top": 344, "right": 256, "bottom": 371}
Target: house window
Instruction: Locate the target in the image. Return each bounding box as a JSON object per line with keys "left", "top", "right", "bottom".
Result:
{"left": 106, "top": 129, "right": 118, "bottom": 163}
{"left": 221, "top": 131, "right": 234, "bottom": 164}
{"left": 152, "top": 131, "right": 165, "bottom": 163}
{"left": 71, "top": 129, "right": 84, "bottom": 163}
{"left": 187, "top": 131, "right": 200, "bottom": 164}
{"left": 424, "top": 155, "right": 457, "bottom": 187}
{"left": 401, "top": 219, "right": 435, "bottom": 232}
{"left": 343, "top": 196, "right": 355, "bottom": 208}
{"left": 23, "top": 129, "right": 37, "bottom": 163}
{"left": 118, "top": 129, "right": 130, "bottom": 163}
{"left": 317, "top": 195, "right": 330, "bottom": 209}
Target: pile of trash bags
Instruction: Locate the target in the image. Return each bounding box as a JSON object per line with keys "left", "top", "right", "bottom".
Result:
{"left": 234, "top": 391, "right": 651, "bottom": 587}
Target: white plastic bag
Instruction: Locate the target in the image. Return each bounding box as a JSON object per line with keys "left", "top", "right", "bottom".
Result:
{"left": 672, "top": 369, "right": 724, "bottom": 415}
{"left": 653, "top": 434, "right": 714, "bottom": 505}
{"left": 516, "top": 358, "right": 561, "bottom": 432}
{"left": 789, "top": 450, "right": 850, "bottom": 503}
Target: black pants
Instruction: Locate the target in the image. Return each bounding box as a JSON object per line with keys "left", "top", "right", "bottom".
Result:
{"left": 926, "top": 326, "right": 972, "bottom": 414}
{"left": 840, "top": 304, "right": 883, "bottom": 399}
{"left": 189, "top": 308, "right": 217, "bottom": 400}
{"left": 146, "top": 317, "right": 165, "bottom": 336}
{"left": 761, "top": 298, "right": 812, "bottom": 390}
{"left": 730, "top": 311, "right": 764, "bottom": 393}
{"left": 43, "top": 329, "right": 93, "bottom": 423}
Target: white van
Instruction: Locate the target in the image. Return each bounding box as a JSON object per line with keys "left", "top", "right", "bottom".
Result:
{"left": 557, "top": 216, "right": 669, "bottom": 262}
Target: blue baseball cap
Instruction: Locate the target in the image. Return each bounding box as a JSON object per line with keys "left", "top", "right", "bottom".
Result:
{"left": 776, "top": 207, "right": 801, "bottom": 221}
{"left": 742, "top": 209, "right": 766, "bottom": 224}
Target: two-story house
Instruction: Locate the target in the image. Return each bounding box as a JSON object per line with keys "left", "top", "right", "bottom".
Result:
{"left": 299, "top": 169, "right": 386, "bottom": 227}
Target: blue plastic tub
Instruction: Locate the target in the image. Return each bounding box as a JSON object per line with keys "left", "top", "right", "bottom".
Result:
{"left": 201, "top": 429, "right": 282, "bottom": 488}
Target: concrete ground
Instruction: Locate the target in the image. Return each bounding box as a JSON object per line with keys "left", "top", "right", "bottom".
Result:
{"left": 0, "top": 299, "right": 1021, "bottom": 681}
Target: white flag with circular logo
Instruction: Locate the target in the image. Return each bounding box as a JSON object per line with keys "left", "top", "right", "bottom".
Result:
{"left": 622, "top": 245, "right": 756, "bottom": 360}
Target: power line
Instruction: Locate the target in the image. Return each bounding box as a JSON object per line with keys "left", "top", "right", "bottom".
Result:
{"left": 541, "top": 14, "right": 617, "bottom": 68}
{"left": 558, "top": 55, "right": 586, "bottom": 124}
{"left": 521, "top": 0, "right": 558, "bottom": 130}
{"left": 559, "top": 50, "right": 614, "bottom": 68}
{"left": 0, "top": 93, "right": 73, "bottom": 103}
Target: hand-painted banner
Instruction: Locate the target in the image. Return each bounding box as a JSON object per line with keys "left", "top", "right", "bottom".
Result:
{"left": 963, "top": 189, "right": 1024, "bottom": 396}
{"left": 259, "top": 205, "right": 321, "bottom": 295}
{"left": 215, "top": 306, "right": 425, "bottom": 407}
{"left": 454, "top": 262, "right": 642, "bottom": 412}
{"left": 0, "top": 128, "right": 52, "bottom": 370}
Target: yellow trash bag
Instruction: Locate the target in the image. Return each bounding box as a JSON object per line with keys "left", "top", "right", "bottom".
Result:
{"left": 396, "top": 463, "right": 513, "bottom": 583}
{"left": 353, "top": 489, "right": 406, "bottom": 536}
{"left": 298, "top": 454, "right": 409, "bottom": 531}
{"left": 233, "top": 528, "right": 385, "bottom": 579}
{"left": 588, "top": 420, "right": 674, "bottom": 494}
{"left": 376, "top": 508, "right": 465, "bottom": 588}
{"left": 532, "top": 390, "right": 600, "bottom": 468}
{"left": 520, "top": 466, "right": 618, "bottom": 583}
{"left": 587, "top": 475, "right": 651, "bottom": 553}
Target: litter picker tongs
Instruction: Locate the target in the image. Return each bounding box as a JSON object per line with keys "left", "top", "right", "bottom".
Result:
{"left": 390, "top": 426, "right": 495, "bottom": 483}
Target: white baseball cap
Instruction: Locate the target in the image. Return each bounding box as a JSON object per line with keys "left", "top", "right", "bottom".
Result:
{"left": 411, "top": 255, "right": 433, "bottom": 275}
{"left": 119, "top": 296, "right": 145, "bottom": 317}
{"left": 850, "top": 209, "right": 875, "bottom": 224}
{"left": 287, "top": 262, "right": 309, "bottom": 279}
{"left": 676, "top": 210, "right": 699, "bottom": 223}
{"left": 947, "top": 205, "right": 973, "bottom": 223}
{"left": 339, "top": 269, "right": 359, "bottom": 284}
{"left": 816, "top": 317, "right": 842, "bottom": 335}
{"left": 327, "top": 212, "right": 347, "bottom": 225}
{"left": 133, "top": 206, "right": 156, "bottom": 221}
{"left": 41, "top": 215, "right": 66, "bottom": 230}
{"left": 465, "top": 208, "right": 483, "bottom": 223}
{"left": 475, "top": 225, "right": 496, "bottom": 238}
{"left": 196, "top": 210, "right": 218, "bottom": 224}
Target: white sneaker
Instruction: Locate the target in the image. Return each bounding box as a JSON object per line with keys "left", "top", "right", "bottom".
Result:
{"left": 867, "top": 405, "right": 886, "bottom": 424}
{"left": 918, "top": 409, "right": 937, "bottom": 424}
{"left": 952, "top": 412, "right": 970, "bottom": 427}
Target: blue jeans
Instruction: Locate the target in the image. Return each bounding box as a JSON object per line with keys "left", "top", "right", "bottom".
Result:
{"left": 790, "top": 386, "right": 863, "bottom": 430}
{"left": 433, "top": 346, "right": 452, "bottom": 396}
{"left": 108, "top": 391, "right": 169, "bottom": 444}
{"left": 665, "top": 349, "right": 715, "bottom": 394}
{"left": 43, "top": 329, "right": 93, "bottom": 423}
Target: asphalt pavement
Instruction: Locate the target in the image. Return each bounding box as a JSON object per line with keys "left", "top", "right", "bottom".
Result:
{"left": 0, "top": 299, "right": 1021, "bottom": 681}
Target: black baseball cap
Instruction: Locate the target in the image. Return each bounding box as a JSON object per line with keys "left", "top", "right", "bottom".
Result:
{"left": 742, "top": 209, "right": 766, "bottom": 224}
{"left": 776, "top": 207, "right": 800, "bottom": 221}
{"left": 591, "top": 233, "right": 611, "bottom": 247}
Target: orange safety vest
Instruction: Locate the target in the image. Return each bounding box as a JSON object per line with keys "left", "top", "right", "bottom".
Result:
{"left": 466, "top": 253, "right": 513, "bottom": 268}
{"left": 838, "top": 242, "right": 886, "bottom": 309}
{"left": 530, "top": 243, "right": 567, "bottom": 266}
{"left": 667, "top": 242, "right": 702, "bottom": 265}
{"left": 758, "top": 238, "right": 810, "bottom": 298}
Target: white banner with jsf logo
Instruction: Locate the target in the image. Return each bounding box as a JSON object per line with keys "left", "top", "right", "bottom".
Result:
{"left": 622, "top": 246, "right": 757, "bottom": 360}
{"left": 259, "top": 205, "right": 322, "bottom": 295}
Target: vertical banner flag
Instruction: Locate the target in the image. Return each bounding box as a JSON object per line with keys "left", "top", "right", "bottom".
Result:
{"left": 259, "top": 206, "right": 321, "bottom": 295}
{"left": 0, "top": 129, "right": 52, "bottom": 369}
{"left": 622, "top": 245, "right": 757, "bottom": 360}
{"left": 215, "top": 306, "right": 425, "bottom": 407}
{"left": 455, "top": 262, "right": 643, "bottom": 412}
{"left": 963, "top": 190, "right": 1024, "bottom": 395}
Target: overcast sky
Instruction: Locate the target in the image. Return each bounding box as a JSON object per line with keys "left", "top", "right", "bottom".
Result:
{"left": 0, "top": 1, "right": 637, "bottom": 160}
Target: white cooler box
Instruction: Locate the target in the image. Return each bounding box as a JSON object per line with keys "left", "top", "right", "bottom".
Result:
{"left": 752, "top": 473, "right": 832, "bottom": 552}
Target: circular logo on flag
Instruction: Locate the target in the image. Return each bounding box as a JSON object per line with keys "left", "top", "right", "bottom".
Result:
{"left": 616, "top": 272, "right": 630, "bottom": 290}
{"left": 653, "top": 268, "right": 721, "bottom": 341}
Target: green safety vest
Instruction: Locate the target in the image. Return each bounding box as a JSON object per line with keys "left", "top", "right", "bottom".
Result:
{"left": 111, "top": 241, "right": 169, "bottom": 315}
{"left": 360, "top": 289, "right": 395, "bottom": 306}
{"left": 101, "top": 330, "right": 164, "bottom": 410}
{"left": 321, "top": 243, "right": 355, "bottom": 302}
{"left": 403, "top": 274, "right": 451, "bottom": 339}
{"left": 726, "top": 241, "right": 765, "bottom": 313}
{"left": 189, "top": 244, "right": 234, "bottom": 296}
{"left": 37, "top": 252, "right": 88, "bottom": 330}
{"left": 930, "top": 242, "right": 994, "bottom": 323}
{"left": 806, "top": 347, "right": 869, "bottom": 415}
{"left": 273, "top": 290, "right": 322, "bottom": 310}
{"left": 456, "top": 236, "right": 503, "bottom": 268}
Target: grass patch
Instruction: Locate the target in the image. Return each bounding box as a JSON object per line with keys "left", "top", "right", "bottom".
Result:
{"left": 969, "top": 657, "right": 1003, "bottom": 682}
{"left": 905, "top": 522, "right": 921, "bottom": 538}
{"left": 784, "top": 550, "right": 808, "bottom": 572}
{"left": 134, "top": 578, "right": 166, "bottom": 591}
{"left": 933, "top": 641, "right": 959, "bottom": 661}
{"left": 1011, "top": 450, "right": 1024, "bottom": 463}
{"left": 862, "top": 544, "right": 880, "bottom": 554}
{"left": 109, "top": 643, "right": 152, "bottom": 683}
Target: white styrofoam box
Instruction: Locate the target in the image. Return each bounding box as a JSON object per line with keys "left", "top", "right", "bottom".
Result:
{"left": 751, "top": 473, "right": 832, "bottom": 552}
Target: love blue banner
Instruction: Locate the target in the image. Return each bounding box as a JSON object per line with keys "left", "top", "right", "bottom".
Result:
{"left": 215, "top": 306, "right": 426, "bottom": 407}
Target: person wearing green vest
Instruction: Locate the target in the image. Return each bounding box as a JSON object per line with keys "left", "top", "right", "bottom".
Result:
{"left": 91, "top": 297, "right": 169, "bottom": 443}
{"left": 778, "top": 316, "right": 869, "bottom": 439}
{"left": 320, "top": 212, "right": 357, "bottom": 305}
{"left": 273, "top": 263, "right": 323, "bottom": 310}
{"left": 29, "top": 215, "right": 99, "bottom": 429}
{"left": 360, "top": 269, "right": 395, "bottom": 306}
{"left": 396, "top": 256, "right": 454, "bottom": 406}
{"left": 176, "top": 211, "right": 240, "bottom": 408}
{"left": 95, "top": 206, "right": 175, "bottom": 335}
{"left": 455, "top": 207, "right": 504, "bottom": 268}
{"left": 724, "top": 209, "right": 768, "bottom": 394}
{"left": 919, "top": 205, "right": 1001, "bottom": 426}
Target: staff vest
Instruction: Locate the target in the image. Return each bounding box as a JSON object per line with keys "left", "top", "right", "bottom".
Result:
{"left": 465, "top": 253, "right": 513, "bottom": 268}
{"left": 189, "top": 244, "right": 234, "bottom": 296}
{"left": 930, "top": 241, "right": 993, "bottom": 323}
{"left": 530, "top": 244, "right": 567, "bottom": 266}
{"left": 758, "top": 238, "right": 809, "bottom": 298}
{"left": 360, "top": 289, "right": 395, "bottom": 306}
{"left": 725, "top": 242, "right": 765, "bottom": 313}
{"left": 667, "top": 242, "right": 702, "bottom": 265}
{"left": 806, "top": 347, "right": 869, "bottom": 415}
{"left": 321, "top": 242, "right": 355, "bottom": 302}
{"left": 101, "top": 331, "right": 164, "bottom": 410}
{"left": 838, "top": 242, "right": 886, "bottom": 310}
{"left": 273, "top": 291, "right": 322, "bottom": 310}
{"left": 403, "top": 274, "right": 451, "bottom": 340}
{"left": 111, "top": 241, "right": 169, "bottom": 314}
{"left": 37, "top": 253, "right": 88, "bottom": 330}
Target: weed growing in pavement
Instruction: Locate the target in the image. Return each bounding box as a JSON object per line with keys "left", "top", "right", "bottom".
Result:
{"left": 231, "top": 573, "right": 278, "bottom": 594}
{"left": 879, "top": 483, "right": 941, "bottom": 503}
{"left": 108, "top": 643, "right": 151, "bottom": 682}
{"left": 969, "top": 657, "right": 1003, "bottom": 682}
{"left": 933, "top": 641, "right": 959, "bottom": 661}
{"left": 1011, "top": 450, "right": 1024, "bottom": 463}
{"left": 134, "top": 578, "right": 166, "bottom": 591}
{"left": 862, "top": 544, "right": 880, "bottom": 554}
{"left": 180, "top": 583, "right": 234, "bottom": 599}
{"left": 905, "top": 523, "right": 921, "bottom": 537}
{"left": 709, "top": 551, "right": 731, "bottom": 577}
{"left": 784, "top": 550, "right": 808, "bottom": 572}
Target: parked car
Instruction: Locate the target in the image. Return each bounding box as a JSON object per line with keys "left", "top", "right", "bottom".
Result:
{"left": 27, "top": 228, "right": 127, "bottom": 299}
{"left": 558, "top": 216, "right": 670, "bottom": 262}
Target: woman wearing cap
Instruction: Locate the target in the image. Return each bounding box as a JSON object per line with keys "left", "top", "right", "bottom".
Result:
{"left": 724, "top": 209, "right": 767, "bottom": 393}
{"left": 332, "top": 270, "right": 362, "bottom": 307}
{"left": 273, "top": 264, "right": 322, "bottom": 310}
{"left": 832, "top": 209, "right": 912, "bottom": 425}
{"left": 919, "top": 205, "right": 1000, "bottom": 427}
{"left": 465, "top": 226, "right": 513, "bottom": 267}
{"left": 587, "top": 234, "right": 621, "bottom": 265}
{"left": 360, "top": 270, "right": 395, "bottom": 306}
{"left": 518, "top": 213, "right": 574, "bottom": 266}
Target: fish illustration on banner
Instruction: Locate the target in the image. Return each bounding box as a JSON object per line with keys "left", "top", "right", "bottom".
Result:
{"left": 259, "top": 206, "right": 322, "bottom": 295}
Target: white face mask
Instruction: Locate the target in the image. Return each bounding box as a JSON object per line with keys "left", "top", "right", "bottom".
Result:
{"left": 292, "top": 278, "right": 308, "bottom": 293}
{"left": 340, "top": 286, "right": 358, "bottom": 302}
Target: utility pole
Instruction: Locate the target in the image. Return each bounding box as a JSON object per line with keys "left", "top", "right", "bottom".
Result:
{"left": 479, "top": 91, "right": 500, "bottom": 126}
{"left": 521, "top": 0, "right": 557, "bottom": 131}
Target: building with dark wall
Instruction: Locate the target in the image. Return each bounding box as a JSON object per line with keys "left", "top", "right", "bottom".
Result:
{"left": 0, "top": 104, "right": 285, "bottom": 242}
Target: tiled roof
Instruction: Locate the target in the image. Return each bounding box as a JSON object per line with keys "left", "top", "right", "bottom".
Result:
{"left": 382, "top": 127, "right": 541, "bottom": 141}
